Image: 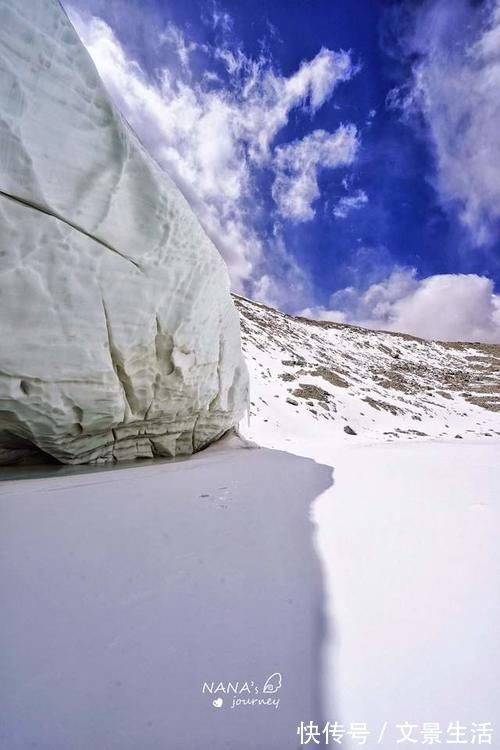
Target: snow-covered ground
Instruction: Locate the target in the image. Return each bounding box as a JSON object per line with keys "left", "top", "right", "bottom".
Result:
{"left": 1, "top": 296, "right": 499, "bottom": 748}
{"left": 243, "top": 413, "right": 500, "bottom": 747}
{"left": 315, "top": 440, "right": 500, "bottom": 743}
{"left": 238, "top": 296, "right": 500, "bottom": 746}
{"left": 0, "top": 435, "right": 331, "bottom": 750}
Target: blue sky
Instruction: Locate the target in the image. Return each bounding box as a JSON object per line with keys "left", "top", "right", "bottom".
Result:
{"left": 65, "top": 0, "right": 500, "bottom": 342}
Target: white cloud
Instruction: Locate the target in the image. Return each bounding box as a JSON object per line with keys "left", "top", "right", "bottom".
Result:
{"left": 235, "top": 47, "right": 357, "bottom": 164}
{"left": 389, "top": 0, "right": 500, "bottom": 245}
{"left": 202, "top": 1, "right": 233, "bottom": 34}
{"left": 67, "top": 6, "right": 358, "bottom": 293}
{"left": 301, "top": 270, "right": 500, "bottom": 343}
{"left": 251, "top": 229, "right": 313, "bottom": 309}
{"left": 333, "top": 189, "right": 368, "bottom": 219}
{"left": 159, "top": 24, "right": 198, "bottom": 71}
{"left": 272, "top": 127, "right": 359, "bottom": 222}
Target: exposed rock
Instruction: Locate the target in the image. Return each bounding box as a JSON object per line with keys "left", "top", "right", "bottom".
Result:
{"left": 465, "top": 396, "right": 500, "bottom": 412}
{"left": 293, "top": 384, "right": 330, "bottom": 402}
{"left": 0, "top": 0, "right": 248, "bottom": 464}
{"left": 282, "top": 359, "right": 306, "bottom": 367}
{"left": 362, "top": 396, "right": 405, "bottom": 416}
{"left": 344, "top": 425, "right": 357, "bottom": 436}
{"left": 310, "top": 366, "right": 349, "bottom": 388}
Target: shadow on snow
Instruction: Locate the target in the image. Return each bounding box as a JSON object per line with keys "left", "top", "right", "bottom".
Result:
{"left": 0, "top": 438, "right": 334, "bottom": 749}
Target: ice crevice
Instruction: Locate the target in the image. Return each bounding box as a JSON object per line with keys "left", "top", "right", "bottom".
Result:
{"left": 100, "top": 295, "right": 135, "bottom": 422}
{"left": 0, "top": 189, "right": 143, "bottom": 271}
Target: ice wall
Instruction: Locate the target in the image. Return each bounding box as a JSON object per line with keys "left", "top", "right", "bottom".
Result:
{"left": 0, "top": 0, "right": 248, "bottom": 464}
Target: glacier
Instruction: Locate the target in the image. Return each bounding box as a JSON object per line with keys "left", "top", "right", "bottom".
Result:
{"left": 0, "top": 0, "right": 248, "bottom": 464}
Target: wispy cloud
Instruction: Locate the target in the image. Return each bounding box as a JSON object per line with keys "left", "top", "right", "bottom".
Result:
{"left": 202, "top": 0, "right": 233, "bottom": 34}
{"left": 333, "top": 188, "right": 368, "bottom": 219}
{"left": 387, "top": 0, "right": 500, "bottom": 247}
{"left": 67, "top": 5, "right": 359, "bottom": 300}
{"left": 159, "top": 24, "right": 198, "bottom": 71}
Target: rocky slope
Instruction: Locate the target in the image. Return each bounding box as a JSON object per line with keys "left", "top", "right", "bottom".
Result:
{"left": 235, "top": 295, "right": 500, "bottom": 444}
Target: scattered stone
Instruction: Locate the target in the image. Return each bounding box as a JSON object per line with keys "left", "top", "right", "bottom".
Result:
{"left": 310, "top": 366, "right": 349, "bottom": 388}
{"left": 293, "top": 383, "right": 330, "bottom": 402}
{"left": 344, "top": 425, "right": 357, "bottom": 436}
{"left": 286, "top": 397, "right": 299, "bottom": 406}
{"left": 362, "top": 396, "right": 404, "bottom": 416}
{"left": 454, "top": 434, "right": 463, "bottom": 439}
{"left": 465, "top": 395, "right": 500, "bottom": 412}
{"left": 234, "top": 281, "right": 500, "bottom": 440}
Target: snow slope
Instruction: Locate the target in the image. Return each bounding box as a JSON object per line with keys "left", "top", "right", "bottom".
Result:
{"left": 235, "top": 294, "right": 500, "bottom": 448}
{"left": 0, "top": 0, "right": 248, "bottom": 465}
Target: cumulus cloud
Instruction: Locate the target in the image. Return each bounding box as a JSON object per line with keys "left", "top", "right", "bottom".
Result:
{"left": 301, "top": 270, "right": 500, "bottom": 343}
{"left": 272, "top": 127, "right": 359, "bottom": 222}
{"left": 67, "top": 6, "right": 358, "bottom": 293}
{"left": 388, "top": 0, "right": 500, "bottom": 246}
{"left": 333, "top": 188, "right": 368, "bottom": 219}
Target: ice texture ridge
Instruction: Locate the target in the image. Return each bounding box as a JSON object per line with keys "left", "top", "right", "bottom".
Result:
{"left": 0, "top": 0, "right": 248, "bottom": 464}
